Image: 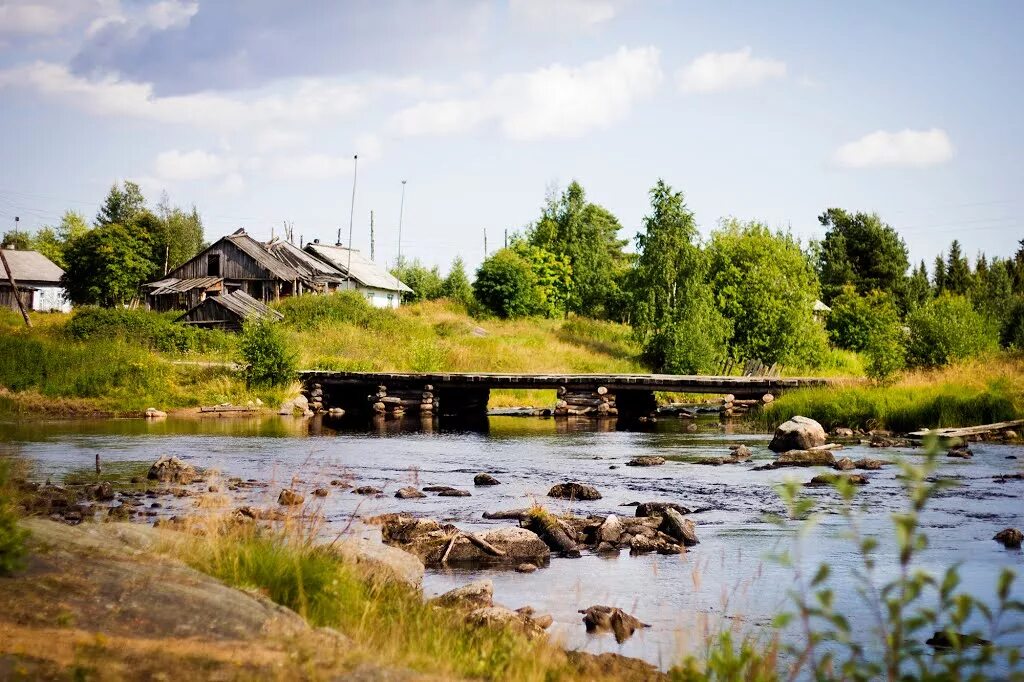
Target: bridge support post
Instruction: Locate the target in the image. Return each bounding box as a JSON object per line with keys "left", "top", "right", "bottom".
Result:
{"left": 614, "top": 390, "right": 658, "bottom": 421}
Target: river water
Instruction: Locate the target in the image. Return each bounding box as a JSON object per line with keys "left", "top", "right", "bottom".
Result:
{"left": 2, "top": 414, "right": 1022, "bottom": 670}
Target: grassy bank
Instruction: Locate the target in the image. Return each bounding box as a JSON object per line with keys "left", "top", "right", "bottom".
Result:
{"left": 760, "top": 355, "right": 1024, "bottom": 432}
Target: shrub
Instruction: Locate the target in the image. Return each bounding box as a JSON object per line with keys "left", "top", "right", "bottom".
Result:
{"left": 472, "top": 248, "right": 539, "bottom": 319}
{"left": 65, "top": 306, "right": 231, "bottom": 354}
{"left": 0, "top": 459, "right": 29, "bottom": 576}
{"left": 276, "top": 291, "right": 398, "bottom": 332}
{"left": 827, "top": 286, "right": 901, "bottom": 352}
{"left": 239, "top": 318, "right": 296, "bottom": 387}
{"left": 906, "top": 295, "right": 998, "bottom": 367}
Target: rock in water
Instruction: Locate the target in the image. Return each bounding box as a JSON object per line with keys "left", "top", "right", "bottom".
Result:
{"left": 438, "top": 489, "right": 472, "bottom": 497}
{"left": 728, "top": 445, "right": 753, "bottom": 462}
{"left": 834, "top": 457, "right": 856, "bottom": 471}
{"left": 597, "top": 514, "right": 623, "bottom": 544}
{"left": 579, "top": 605, "right": 650, "bottom": 643}
{"left": 635, "top": 502, "right": 691, "bottom": 517}
{"left": 626, "top": 456, "right": 666, "bottom": 467}
{"left": 515, "top": 562, "right": 537, "bottom": 573}
{"left": 430, "top": 579, "right": 494, "bottom": 609}
{"left": 833, "top": 427, "right": 855, "bottom": 438}
{"left": 352, "top": 486, "right": 382, "bottom": 495}
{"left": 474, "top": 473, "right": 501, "bottom": 486}
{"left": 277, "top": 489, "right": 304, "bottom": 506}
{"left": 947, "top": 445, "right": 973, "bottom": 459}
{"left": 770, "top": 449, "right": 837, "bottom": 468}
{"left": 805, "top": 473, "right": 869, "bottom": 487}
{"left": 547, "top": 482, "right": 602, "bottom": 500}
{"left": 147, "top": 455, "right": 199, "bottom": 484}
{"left": 993, "top": 527, "right": 1023, "bottom": 548}
{"left": 659, "top": 508, "right": 699, "bottom": 546}
{"left": 395, "top": 486, "right": 426, "bottom": 499}
{"left": 854, "top": 458, "right": 886, "bottom": 470}
{"left": 768, "top": 416, "right": 827, "bottom": 453}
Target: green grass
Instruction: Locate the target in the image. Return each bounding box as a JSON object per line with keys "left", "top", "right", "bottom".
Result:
{"left": 759, "top": 355, "right": 1024, "bottom": 432}
{"left": 167, "top": 521, "right": 582, "bottom": 681}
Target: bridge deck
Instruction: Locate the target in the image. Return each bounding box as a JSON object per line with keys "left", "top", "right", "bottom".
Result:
{"left": 299, "top": 370, "right": 835, "bottom": 394}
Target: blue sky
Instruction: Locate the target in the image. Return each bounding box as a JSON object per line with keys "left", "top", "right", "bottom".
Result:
{"left": 1, "top": 0, "right": 1022, "bottom": 274}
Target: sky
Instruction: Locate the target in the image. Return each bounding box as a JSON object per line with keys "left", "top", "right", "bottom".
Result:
{"left": 1, "top": 0, "right": 1022, "bottom": 275}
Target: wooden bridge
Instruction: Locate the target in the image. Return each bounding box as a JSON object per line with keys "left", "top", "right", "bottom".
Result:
{"left": 298, "top": 371, "right": 836, "bottom": 420}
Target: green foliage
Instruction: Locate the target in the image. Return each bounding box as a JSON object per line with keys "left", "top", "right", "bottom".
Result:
{"left": 511, "top": 241, "right": 572, "bottom": 318}
{"left": 973, "top": 257, "right": 1015, "bottom": 327}
{"left": 62, "top": 222, "right": 156, "bottom": 306}
{"left": 1001, "top": 297, "right": 1024, "bottom": 349}
{"left": 906, "top": 294, "right": 998, "bottom": 367}
{"left": 771, "top": 449, "right": 1023, "bottom": 681}
{"left": 392, "top": 257, "right": 443, "bottom": 302}
{"left": 905, "top": 260, "right": 932, "bottom": 311}
{"left": 528, "top": 181, "right": 630, "bottom": 319}
{"left": 472, "top": 248, "right": 540, "bottom": 319}
{"left": 276, "top": 290, "right": 401, "bottom": 334}
{"left": 95, "top": 180, "right": 146, "bottom": 227}
{"left": 944, "top": 239, "right": 973, "bottom": 295}
{"left": 154, "top": 195, "right": 205, "bottom": 274}
{"left": 632, "top": 180, "right": 729, "bottom": 373}
{"left": 826, "top": 286, "right": 906, "bottom": 381}
{"left": 29, "top": 211, "right": 89, "bottom": 270}
{"left": 239, "top": 317, "right": 296, "bottom": 387}
{"left": 0, "top": 458, "right": 29, "bottom": 577}
{"left": 439, "top": 256, "right": 474, "bottom": 307}
{"left": 65, "top": 307, "right": 231, "bottom": 354}
{"left": 817, "top": 208, "right": 910, "bottom": 304}
{"left": 1, "top": 230, "right": 31, "bottom": 250}
{"left": 707, "top": 219, "right": 827, "bottom": 366}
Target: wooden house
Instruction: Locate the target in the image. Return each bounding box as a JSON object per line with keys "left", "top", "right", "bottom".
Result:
{"left": 176, "top": 290, "right": 283, "bottom": 332}
{"left": 0, "top": 248, "right": 67, "bottom": 312}
{"left": 304, "top": 240, "right": 413, "bottom": 308}
{"left": 145, "top": 229, "right": 308, "bottom": 311}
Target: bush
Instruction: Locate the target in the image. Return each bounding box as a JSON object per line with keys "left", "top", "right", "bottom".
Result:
{"left": 65, "top": 307, "right": 231, "bottom": 354}
{"left": 472, "top": 249, "right": 539, "bottom": 319}
{"left": 906, "top": 295, "right": 998, "bottom": 367}
{"left": 827, "top": 286, "right": 901, "bottom": 352}
{"left": 0, "top": 459, "right": 29, "bottom": 576}
{"left": 276, "top": 291, "right": 399, "bottom": 332}
{"left": 1000, "top": 296, "right": 1024, "bottom": 349}
{"left": 239, "top": 318, "right": 296, "bottom": 387}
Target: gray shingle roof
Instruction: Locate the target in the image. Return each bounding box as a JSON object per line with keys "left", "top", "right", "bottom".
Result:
{"left": 304, "top": 243, "right": 413, "bottom": 293}
{"left": 0, "top": 249, "right": 64, "bottom": 285}
{"left": 145, "top": 276, "right": 222, "bottom": 295}
{"left": 267, "top": 239, "right": 345, "bottom": 286}
{"left": 225, "top": 231, "right": 305, "bottom": 282}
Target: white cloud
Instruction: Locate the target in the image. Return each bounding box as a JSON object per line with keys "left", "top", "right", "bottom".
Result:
{"left": 0, "top": 1, "right": 75, "bottom": 35}
{"left": 143, "top": 0, "right": 198, "bottom": 30}
{"left": 509, "top": 0, "right": 619, "bottom": 28}
{"left": 0, "top": 62, "right": 369, "bottom": 131}
{"left": 154, "top": 149, "right": 237, "bottom": 181}
{"left": 390, "top": 45, "right": 662, "bottom": 140}
{"left": 833, "top": 128, "right": 954, "bottom": 169}
{"left": 677, "top": 47, "right": 786, "bottom": 93}
{"left": 254, "top": 129, "right": 308, "bottom": 153}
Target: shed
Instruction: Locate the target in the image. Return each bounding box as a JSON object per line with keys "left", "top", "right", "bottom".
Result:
{"left": 266, "top": 239, "right": 345, "bottom": 292}
{"left": 304, "top": 241, "right": 413, "bottom": 308}
{"left": 144, "top": 276, "right": 223, "bottom": 313}
{"left": 0, "top": 248, "right": 68, "bottom": 312}
{"left": 176, "top": 290, "right": 284, "bottom": 332}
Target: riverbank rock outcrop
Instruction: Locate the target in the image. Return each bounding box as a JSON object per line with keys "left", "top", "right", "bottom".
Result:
{"left": 580, "top": 605, "right": 650, "bottom": 643}
{"left": 331, "top": 537, "right": 425, "bottom": 589}
{"left": 768, "top": 416, "right": 827, "bottom": 453}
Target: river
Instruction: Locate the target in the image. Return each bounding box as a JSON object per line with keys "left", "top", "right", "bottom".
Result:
{"left": 2, "top": 414, "right": 1022, "bottom": 671}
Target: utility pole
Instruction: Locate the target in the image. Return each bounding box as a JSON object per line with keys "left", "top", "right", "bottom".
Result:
{"left": 13, "top": 216, "right": 19, "bottom": 242}
{"left": 370, "top": 210, "right": 375, "bottom": 261}
{"left": 346, "top": 155, "right": 359, "bottom": 290}
{"left": 0, "top": 247, "right": 31, "bottom": 328}
{"left": 504, "top": 228, "right": 508, "bottom": 249}
{"left": 484, "top": 228, "right": 488, "bottom": 256}
{"left": 396, "top": 180, "right": 407, "bottom": 307}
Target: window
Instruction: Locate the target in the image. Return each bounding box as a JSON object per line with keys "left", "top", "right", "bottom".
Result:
{"left": 207, "top": 254, "right": 220, "bottom": 277}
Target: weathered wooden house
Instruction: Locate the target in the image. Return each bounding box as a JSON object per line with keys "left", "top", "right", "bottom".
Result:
{"left": 304, "top": 240, "right": 413, "bottom": 308}
{"left": 176, "top": 289, "right": 283, "bottom": 332}
{"left": 145, "top": 229, "right": 309, "bottom": 311}
{"left": 0, "top": 248, "right": 68, "bottom": 312}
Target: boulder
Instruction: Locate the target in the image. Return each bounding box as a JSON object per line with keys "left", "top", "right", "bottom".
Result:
{"left": 854, "top": 458, "right": 886, "bottom": 470}
{"left": 768, "top": 416, "right": 827, "bottom": 453}
{"left": 597, "top": 514, "right": 624, "bottom": 544}
{"left": 437, "top": 489, "right": 471, "bottom": 497}
{"left": 352, "top": 486, "right": 382, "bottom": 495}
{"left": 147, "top": 455, "right": 199, "bottom": 484}
{"left": 381, "top": 516, "right": 550, "bottom": 568}
{"left": 430, "top": 579, "right": 493, "bottom": 610}
{"left": 466, "top": 605, "right": 550, "bottom": 639}
{"left": 579, "top": 605, "right": 650, "bottom": 643}
{"left": 474, "top": 473, "right": 501, "bottom": 486}
{"left": 626, "top": 456, "right": 666, "bottom": 467}
{"left": 659, "top": 508, "right": 699, "bottom": 546}
{"left": 833, "top": 427, "right": 855, "bottom": 438}
{"left": 805, "top": 473, "right": 869, "bottom": 487}
{"left": 144, "top": 407, "right": 168, "bottom": 419}
{"left": 635, "top": 502, "right": 691, "bottom": 518}
{"left": 993, "top": 528, "right": 1023, "bottom": 548}
{"left": 728, "top": 445, "right": 753, "bottom": 462}
{"left": 947, "top": 445, "right": 973, "bottom": 459}
{"left": 277, "top": 489, "right": 304, "bottom": 506}
{"left": 515, "top": 562, "right": 538, "bottom": 573}
{"left": 331, "top": 537, "right": 425, "bottom": 589}
{"left": 771, "top": 449, "right": 837, "bottom": 468}
{"left": 91, "top": 481, "right": 115, "bottom": 501}
{"left": 547, "top": 482, "right": 602, "bottom": 500}
{"left": 834, "top": 457, "right": 856, "bottom": 471}
{"left": 423, "top": 485, "right": 460, "bottom": 493}
{"left": 312, "top": 488, "right": 329, "bottom": 497}
{"left": 395, "top": 486, "right": 426, "bottom": 499}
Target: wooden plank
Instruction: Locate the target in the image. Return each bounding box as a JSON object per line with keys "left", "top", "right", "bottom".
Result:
{"left": 906, "top": 419, "right": 1024, "bottom": 439}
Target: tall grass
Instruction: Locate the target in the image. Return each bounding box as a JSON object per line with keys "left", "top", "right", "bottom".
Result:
{"left": 165, "top": 518, "right": 581, "bottom": 681}
{"left": 760, "top": 356, "right": 1024, "bottom": 431}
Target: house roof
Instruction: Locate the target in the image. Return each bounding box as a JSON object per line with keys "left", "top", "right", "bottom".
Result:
{"left": 304, "top": 242, "right": 413, "bottom": 293}
{"left": 0, "top": 249, "right": 64, "bottom": 285}
{"left": 145, "top": 276, "right": 223, "bottom": 296}
{"left": 266, "top": 239, "right": 345, "bottom": 286}
{"left": 812, "top": 299, "right": 832, "bottom": 313}
{"left": 177, "top": 290, "right": 283, "bottom": 324}
{"left": 224, "top": 230, "right": 305, "bottom": 282}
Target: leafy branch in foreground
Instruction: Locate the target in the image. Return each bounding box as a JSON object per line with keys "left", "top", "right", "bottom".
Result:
{"left": 772, "top": 443, "right": 1024, "bottom": 681}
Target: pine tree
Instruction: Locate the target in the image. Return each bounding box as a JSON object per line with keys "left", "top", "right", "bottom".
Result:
{"left": 945, "top": 239, "right": 972, "bottom": 295}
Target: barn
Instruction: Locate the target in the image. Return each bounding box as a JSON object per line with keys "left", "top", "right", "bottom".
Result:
{"left": 176, "top": 290, "right": 284, "bottom": 332}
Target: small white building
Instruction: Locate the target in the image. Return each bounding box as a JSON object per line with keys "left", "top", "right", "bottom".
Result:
{"left": 304, "top": 241, "right": 413, "bottom": 309}
{"left": 0, "top": 248, "right": 69, "bottom": 313}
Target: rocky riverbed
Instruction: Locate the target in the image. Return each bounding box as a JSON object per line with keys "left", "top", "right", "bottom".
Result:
{"left": 2, "top": 414, "right": 1022, "bottom": 668}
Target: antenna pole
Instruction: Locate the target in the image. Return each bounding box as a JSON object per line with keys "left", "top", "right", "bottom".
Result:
{"left": 346, "top": 155, "right": 358, "bottom": 289}
{"left": 396, "top": 180, "right": 407, "bottom": 307}
{"left": 484, "top": 228, "right": 487, "bottom": 256}
{"left": 370, "top": 210, "right": 375, "bottom": 261}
